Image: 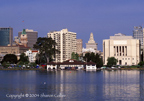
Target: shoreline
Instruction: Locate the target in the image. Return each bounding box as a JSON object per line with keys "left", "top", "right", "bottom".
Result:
{"left": 0, "top": 67, "right": 144, "bottom": 71}
{"left": 0, "top": 68, "right": 46, "bottom": 70}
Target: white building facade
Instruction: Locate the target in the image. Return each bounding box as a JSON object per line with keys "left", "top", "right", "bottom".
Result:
{"left": 25, "top": 49, "right": 38, "bottom": 63}
{"left": 103, "top": 33, "right": 141, "bottom": 66}
{"left": 47, "top": 29, "right": 77, "bottom": 62}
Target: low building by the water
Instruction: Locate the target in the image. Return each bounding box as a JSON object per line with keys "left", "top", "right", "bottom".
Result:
{"left": 47, "top": 59, "right": 97, "bottom": 70}
{"left": 85, "top": 62, "right": 97, "bottom": 70}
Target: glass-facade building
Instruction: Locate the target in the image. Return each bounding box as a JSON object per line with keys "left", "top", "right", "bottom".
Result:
{"left": 133, "top": 26, "right": 143, "bottom": 48}
{"left": 0, "top": 27, "right": 13, "bottom": 46}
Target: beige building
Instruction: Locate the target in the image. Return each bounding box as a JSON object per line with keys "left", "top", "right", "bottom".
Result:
{"left": 76, "top": 39, "right": 82, "bottom": 55}
{"left": 47, "top": 29, "right": 77, "bottom": 62}
{"left": 0, "top": 45, "right": 29, "bottom": 60}
{"left": 103, "top": 33, "right": 140, "bottom": 66}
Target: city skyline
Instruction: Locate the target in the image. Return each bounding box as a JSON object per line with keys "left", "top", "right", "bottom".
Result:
{"left": 1, "top": 0, "right": 144, "bottom": 51}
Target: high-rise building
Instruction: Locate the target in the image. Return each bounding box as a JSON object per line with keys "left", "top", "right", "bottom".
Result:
{"left": 133, "top": 26, "right": 143, "bottom": 48}
{"left": 103, "top": 33, "right": 140, "bottom": 65}
{"left": 18, "top": 29, "right": 38, "bottom": 49}
{"left": 0, "top": 27, "right": 13, "bottom": 46}
{"left": 47, "top": 29, "right": 77, "bottom": 62}
{"left": 76, "top": 39, "right": 82, "bottom": 55}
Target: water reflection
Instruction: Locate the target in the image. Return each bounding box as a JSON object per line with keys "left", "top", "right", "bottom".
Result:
{"left": 0, "top": 70, "right": 144, "bottom": 100}
{"left": 103, "top": 70, "right": 142, "bottom": 101}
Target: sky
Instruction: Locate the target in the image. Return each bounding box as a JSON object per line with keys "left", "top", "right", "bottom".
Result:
{"left": 0, "top": 0, "right": 144, "bottom": 51}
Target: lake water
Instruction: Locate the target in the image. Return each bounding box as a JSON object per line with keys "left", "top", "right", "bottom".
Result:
{"left": 0, "top": 70, "right": 144, "bottom": 101}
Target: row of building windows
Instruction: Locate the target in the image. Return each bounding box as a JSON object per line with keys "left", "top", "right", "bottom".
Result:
{"left": 121, "top": 58, "right": 135, "bottom": 60}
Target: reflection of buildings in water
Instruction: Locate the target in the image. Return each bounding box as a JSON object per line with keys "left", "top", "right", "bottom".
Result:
{"left": 103, "top": 70, "right": 140, "bottom": 100}
{"left": 58, "top": 71, "right": 104, "bottom": 100}
{"left": 140, "top": 71, "right": 144, "bottom": 99}
{"left": 8, "top": 71, "right": 37, "bottom": 94}
{"left": 21, "top": 71, "right": 37, "bottom": 94}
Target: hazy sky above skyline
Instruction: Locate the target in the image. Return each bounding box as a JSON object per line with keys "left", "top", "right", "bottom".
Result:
{"left": 1, "top": 0, "right": 144, "bottom": 51}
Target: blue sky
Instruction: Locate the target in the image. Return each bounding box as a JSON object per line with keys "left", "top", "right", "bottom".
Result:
{"left": 0, "top": 0, "right": 144, "bottom": 51}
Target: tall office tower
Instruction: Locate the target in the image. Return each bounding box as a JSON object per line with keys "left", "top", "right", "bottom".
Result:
{"left": 20, "top": 29, "right": 28, "bottom": 47}
{"left": 76, "top": 39, "right": 82, "bottom": 55}
{"left": 18, "top": 29, "right": 38, "bottom": 49}
{"left": 47, "top": 29, "right": 77, "bottom": 62}
{"left": 86, "top": 33, "right": 97, "bottom": 50}
{"left": 133, "top": 26, "right": 143, "bottom": 49}
{"left": 0, "top": 27, "right": 13, "bottom": 46}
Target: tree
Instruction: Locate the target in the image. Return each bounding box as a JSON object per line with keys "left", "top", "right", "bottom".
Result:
{"left": 95, "top": 53, "right": 103, "bottom": 68}
{"left": 90, "top": 52, "right": 95, "bottom": 62}
{"left": 33, "top": 37, "right": 60, "bottom": 64}
{"left": 83, "top": 53, "right": 91, "bottom": 62}
{"left": 71, "top": 52, "right": 79, "bottom": 60}
{"left": 1, "top": 54, "right": 17, "bottom": 64}
{"left": 75, "top": 53, "right": 79, "bottom": 60}
{"left": 138, "top": 61, "right": 144, "bottom": 66}
{"left": 71, "top": 52, "right": 76, "bottom": 59}
{"left": 107, "top": 57, "right": 118, "bottom": 67}
{"left": 83, "top": 52, "right": 103, "bottom": 68}
{"left": 35, "top": 53, "right": 40, "bottom": 64}
{"left": 19, "top": 53, "right": 29, "bottom": 64}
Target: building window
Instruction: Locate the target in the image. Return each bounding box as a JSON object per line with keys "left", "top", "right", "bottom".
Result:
{"left": 125, "top": 58, "right": 127, "bottom": 60}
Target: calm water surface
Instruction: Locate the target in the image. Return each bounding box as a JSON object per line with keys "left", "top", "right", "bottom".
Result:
{"left": 0, "top": 70, "right": 144, "bottom": 101}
